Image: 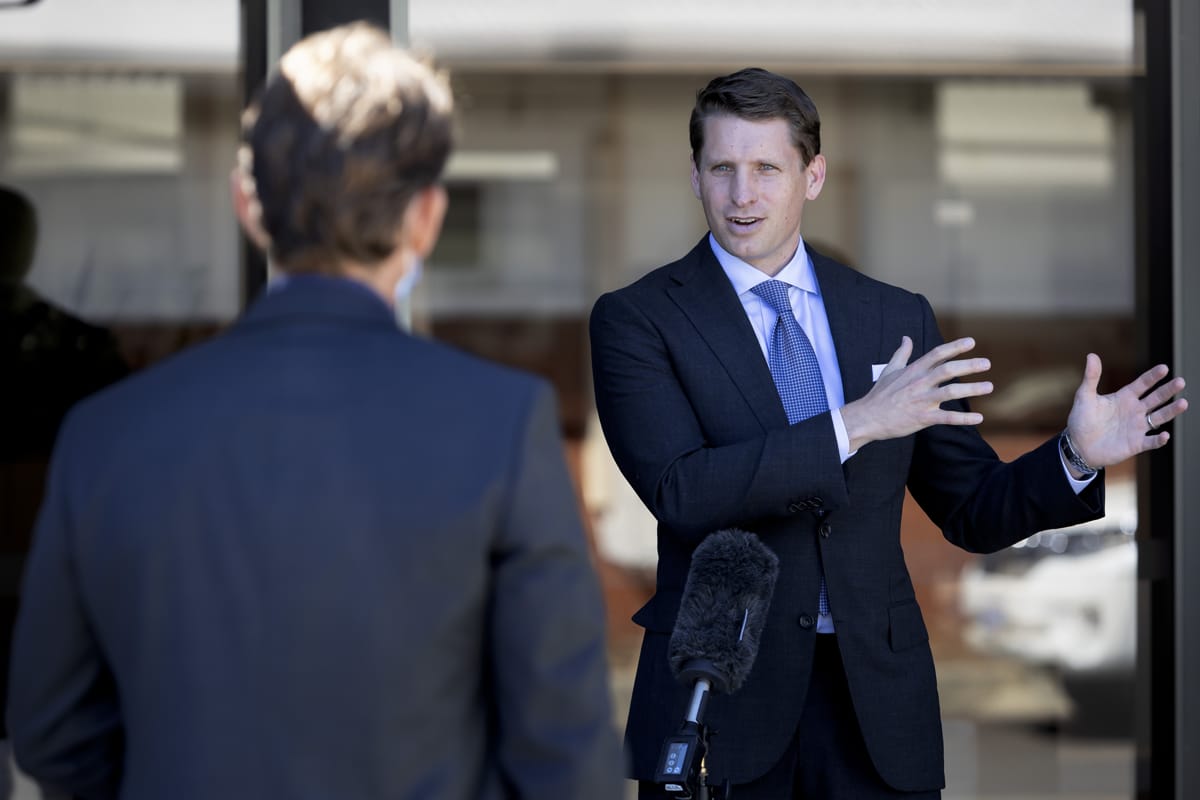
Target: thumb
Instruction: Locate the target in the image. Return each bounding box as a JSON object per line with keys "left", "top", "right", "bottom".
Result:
{"left": 880, "top": 336, "right": 913, "bottom": 378}
{"left": 1077, "top": 353, "right": 1102, "bottom": 399}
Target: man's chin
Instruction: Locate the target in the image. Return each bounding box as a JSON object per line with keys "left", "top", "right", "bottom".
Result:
{"left": 713, "top": 232, "right": 754, "bottom": 255}
{"left": 721, "top": 240, "right": 762, "bottom": 265}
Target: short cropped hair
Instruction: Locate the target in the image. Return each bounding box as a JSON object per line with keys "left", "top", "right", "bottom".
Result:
{"left": 239, "top": 22, "right": 454, "bottom": 274}
{"left": 689, "top": 68, "right": 821, "bottom": 168}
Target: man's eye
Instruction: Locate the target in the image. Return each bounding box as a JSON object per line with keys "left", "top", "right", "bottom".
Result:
{"left": 759, "top": 164, "right": 779, "bottom": 172}
{"left": 712, "top": 165, "right": 732, "bottom": 173}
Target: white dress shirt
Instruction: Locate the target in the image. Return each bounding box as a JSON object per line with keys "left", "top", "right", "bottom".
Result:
{"left": 709, "top": 233, "right": 854, "bottom": 462}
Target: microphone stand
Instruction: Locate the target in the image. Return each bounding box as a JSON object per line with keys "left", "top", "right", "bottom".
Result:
{"left": 655, "top": 671, "right": 733, "bottom": 799}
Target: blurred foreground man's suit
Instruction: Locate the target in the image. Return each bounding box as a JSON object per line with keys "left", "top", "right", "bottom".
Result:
{"left": 7, "top": 23, "right": 622, "bottom": 800}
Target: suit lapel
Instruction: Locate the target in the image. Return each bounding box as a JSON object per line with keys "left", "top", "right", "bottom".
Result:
{"left": 666, "top": 239, "right": 789, "bottom": 430}
{"left": 811, "top": 247, "right": 877, "bottom": 406}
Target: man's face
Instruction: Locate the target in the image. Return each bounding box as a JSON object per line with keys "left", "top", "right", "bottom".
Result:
{"left": 691, "top": 114, "right": 825, "bottom": 277}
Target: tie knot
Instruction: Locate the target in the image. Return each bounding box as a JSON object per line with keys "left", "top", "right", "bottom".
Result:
{"left": 751, "top": 280, "right": 793, "bottom": 317}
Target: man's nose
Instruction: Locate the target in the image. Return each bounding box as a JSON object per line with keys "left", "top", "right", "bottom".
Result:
{"left": 731, "top": 172, "right": 756, "bottom": 207}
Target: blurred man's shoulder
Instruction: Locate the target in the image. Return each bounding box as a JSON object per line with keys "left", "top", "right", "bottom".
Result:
{"left": 403, "top": 333, "right": 553, "bottom": 404}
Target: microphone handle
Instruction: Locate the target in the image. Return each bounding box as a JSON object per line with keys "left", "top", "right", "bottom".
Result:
{"left": 685, "top": 677, "right": 711, "bottom": 724}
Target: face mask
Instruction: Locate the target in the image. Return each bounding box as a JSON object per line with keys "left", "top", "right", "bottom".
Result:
{"left": 393, "top": 258, "right": 424, "bottom": 304}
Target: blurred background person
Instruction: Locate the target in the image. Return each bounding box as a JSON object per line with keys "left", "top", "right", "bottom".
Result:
{"left": 1, "top": 184, "right": 127, "bottom": 800}
{"left": 0, "top": 184, "right": 129, "bottom": 460}
{"left": 0, "top": 185, "right": 130, "bottom": 462}
{"left": 6, "top": 23, "right": 621, "bottom": 800}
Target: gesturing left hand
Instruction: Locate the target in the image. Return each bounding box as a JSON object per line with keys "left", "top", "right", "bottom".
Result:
{"left": 1067, "top": 353, "right": 1188, "bottom": 470}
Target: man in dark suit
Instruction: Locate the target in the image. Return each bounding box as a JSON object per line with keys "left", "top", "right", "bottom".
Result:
{"left": 8, "top": 23, "right": 622, "bottom": 800}
{"left": 590, "top": 67, "right": 1188, "bottom": 799}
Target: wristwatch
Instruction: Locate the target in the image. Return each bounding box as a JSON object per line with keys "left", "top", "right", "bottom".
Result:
{"left": 1059, "top": 430, "right": 1098, "bottom": 478}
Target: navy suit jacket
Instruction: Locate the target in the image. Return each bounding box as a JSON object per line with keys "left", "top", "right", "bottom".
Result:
{"left": 8, "top": 276, "right": 622, "bottom": 800}
{"left": 590, "top": 238, "right": 1103, "bottom": 791}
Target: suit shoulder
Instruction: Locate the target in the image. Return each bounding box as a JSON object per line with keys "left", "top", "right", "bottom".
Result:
{"left": 383, "top": 335, "right": 558, "bottom": 437}
{"left": 857, "top": 271, "right": 930, "bottom": 312}
{"left": 590, "top": 249, "right": 696, "bottom": 324}
{"left": 859, "top": 270, "right": 923, "bottom": 302}
{"left": 62, "top": 326, "right": 551, "bottom": 449}
{"left": 811, "top": 251, "right": 931, "bottom": 309}
{"left": 409, "top": 335, "right": 549, "bottom": 397}
{"left": 598, "top": 258, "right": 679, "bottom": 298}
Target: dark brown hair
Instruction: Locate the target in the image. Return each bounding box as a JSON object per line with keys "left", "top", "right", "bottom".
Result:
{"left": 689, "top": 68, "right": 821, "bottom": 167}
{"left": 239, "top": 22, "right": 454, "bottom": 273}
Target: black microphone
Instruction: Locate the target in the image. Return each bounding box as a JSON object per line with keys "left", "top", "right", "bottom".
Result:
{"left": 655, "top": 529, "right": 780, "bottom": 798}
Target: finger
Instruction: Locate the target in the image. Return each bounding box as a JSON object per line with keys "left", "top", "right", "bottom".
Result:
{"left": 940, "top": 380, "right": 994, "bottom": 402}
{"left": 879, "top": 336, "right": 913, "bottom": 378}
{"left": 936, "top": 409, "right": 984, "bottom": 427}
{"left": 1141, "top": 376, "right": 1187, "bottom": 411}
{"left": 916, "top": 337, "right": 977, "bottom": 371}
{"left": 1128, "top": 363, "right": 1172, "bottom": 398}
{"left": 934, "top": 357, "right": 992, "bottom": 384}
{"left": 1148, "top": 395, "right": 1189, "bottom": 427}
{"left": 1142, "top": 430, "right": 1171, "bottom": 449}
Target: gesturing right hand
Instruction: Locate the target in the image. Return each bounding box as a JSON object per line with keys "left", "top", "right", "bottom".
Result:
{"left": 839, "top": 336, "right": 994, "bottom": 452}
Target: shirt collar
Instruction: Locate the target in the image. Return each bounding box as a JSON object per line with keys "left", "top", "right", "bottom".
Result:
{"left": 708, "top": 233, "right": 819, "bottom": 299}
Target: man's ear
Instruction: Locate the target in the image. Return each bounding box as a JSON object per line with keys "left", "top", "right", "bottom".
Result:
{"left": 400, "top": 185, "right": 448, "bottom": 259}
{"left": 229, "top": 163, "right": 271, "bottom": 251}
{"left": 804, "top": 154, "right": 827, "bottom": 200}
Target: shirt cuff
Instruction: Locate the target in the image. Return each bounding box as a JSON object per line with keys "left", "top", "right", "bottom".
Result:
{"left": 832, "top": 408, "right": 854, "bottom": 464}
{"left": 1059, "top": 449, "right": 1097, "bottom": 494}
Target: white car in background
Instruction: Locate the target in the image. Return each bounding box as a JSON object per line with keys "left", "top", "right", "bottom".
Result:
{"left": 959, "top": 480, "right": 1138, "bottom": 678}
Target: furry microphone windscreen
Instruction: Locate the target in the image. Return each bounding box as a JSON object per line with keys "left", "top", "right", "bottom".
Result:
{"left": 667, "top": 529, "right": 780, "bottom": 695}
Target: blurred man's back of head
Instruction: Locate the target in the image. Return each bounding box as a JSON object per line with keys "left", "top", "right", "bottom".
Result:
{"left": 237, "top": 22, "right": 453, "bottom": 276}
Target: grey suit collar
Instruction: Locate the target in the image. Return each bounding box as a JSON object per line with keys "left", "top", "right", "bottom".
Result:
{"left": 665, "top": 236, "right": 877, "bottom": 427}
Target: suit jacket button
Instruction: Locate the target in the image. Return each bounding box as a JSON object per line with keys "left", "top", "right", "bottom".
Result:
{"left": 819, "top": 521, "right": 832, "bottom": 538}
{"left": 798, "top": 613, "right": 815, "bottom": 629}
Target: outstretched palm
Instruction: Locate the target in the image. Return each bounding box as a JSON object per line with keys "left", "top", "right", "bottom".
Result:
{"left": 1067, "top": 353, "right": 1188, "bottom": 469}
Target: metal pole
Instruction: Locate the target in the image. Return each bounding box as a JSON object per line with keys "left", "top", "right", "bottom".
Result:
{"left": 1171, "top": 0, "right": 1200, "bottom": 794}
{"left": 240, "top": 0, "right": 269, "bottom": 305}
{"left": 390, "top": 0, "right": 408, "bottom": 46}
{"left": 267, "top": 0, "right": 302, "bottom": 70}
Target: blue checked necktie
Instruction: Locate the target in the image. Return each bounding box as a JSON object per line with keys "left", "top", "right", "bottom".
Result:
{"left": 751, "top": 279, "right": 831, "bottom": 619}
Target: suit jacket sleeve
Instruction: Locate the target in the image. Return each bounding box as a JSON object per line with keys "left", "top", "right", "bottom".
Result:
{"left": 905, "top": 294, "right": 1104, "bottom": 552}
{"left": 591, "top": 283, "right": 1101, "bottom": 555}
{"left": 487, "top": 383, "right": 624, "bottom": 799}
{"left": 590, "top": 289, "right": 849, "bottom": 545}
{"left": 7, "top": 414, "right": 123, "bottom": 800}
